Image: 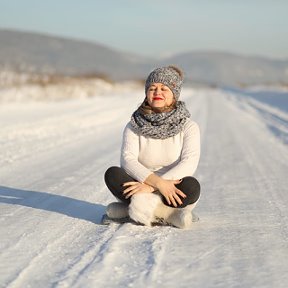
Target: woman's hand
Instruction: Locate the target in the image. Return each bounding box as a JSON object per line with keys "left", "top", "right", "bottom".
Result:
{"left": 122, "top": 182, "right": 154, "bottom": 199}
{"left": 156, "top": 179, "right": 186, "bottom": 207}
{"left": 143, "top": 173, "right": 187, "bottom": 207}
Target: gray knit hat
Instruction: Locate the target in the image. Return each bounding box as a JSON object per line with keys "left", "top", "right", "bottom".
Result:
{"left": 145, "top": 66, "right": 184, "bottom": 100}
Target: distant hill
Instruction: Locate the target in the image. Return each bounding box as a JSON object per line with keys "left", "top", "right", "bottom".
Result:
{"left": 164, "top": 51, "right": 288, "bottom": 86}
{"left": 0, "top": 29, "right": 153, "bottom": 81}
{"left": 0, "top": 29, "right": 287, "bottom": 86}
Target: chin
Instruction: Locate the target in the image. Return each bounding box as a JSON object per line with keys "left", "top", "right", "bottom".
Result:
{"left": 151, "top": 104, "right": 165, "bottom": 108}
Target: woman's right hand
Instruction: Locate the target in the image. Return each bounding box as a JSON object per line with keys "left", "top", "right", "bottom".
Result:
{"left": 156, "top": 179, "right": 186, "bottom": 207}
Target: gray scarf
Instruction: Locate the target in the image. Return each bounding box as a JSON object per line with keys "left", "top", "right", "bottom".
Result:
{"left": 130, "top": 101, "right": 190, "bottom": 139}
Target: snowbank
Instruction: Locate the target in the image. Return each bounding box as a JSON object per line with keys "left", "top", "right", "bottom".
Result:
{"left": 0, "top": 70, "right": 142, "bottom": 102}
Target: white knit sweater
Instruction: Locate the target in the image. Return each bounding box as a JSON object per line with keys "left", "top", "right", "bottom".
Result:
{"left": 120, "top": 118, "right": 200, "bottom": 182}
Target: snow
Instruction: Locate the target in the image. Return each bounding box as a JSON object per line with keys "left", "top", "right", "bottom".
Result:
{"left": 0, "top": 85, "right": 288, "bottom": 288}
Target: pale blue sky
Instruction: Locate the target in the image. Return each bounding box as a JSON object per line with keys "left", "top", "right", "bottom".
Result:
{"left": 0, "top": 0, "right": 287, "bottom": 59}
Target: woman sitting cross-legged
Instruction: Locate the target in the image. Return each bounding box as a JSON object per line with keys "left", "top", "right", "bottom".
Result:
{"left": 103, "top": 65, "right": 201, "bottom": 229}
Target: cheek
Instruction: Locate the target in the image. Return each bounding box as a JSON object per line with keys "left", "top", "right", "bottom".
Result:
{"left": 146, "top": 94, "right": 153, "bottom": 105}
{"left": 165, "top": 95, "right": 174, "bottom": 105}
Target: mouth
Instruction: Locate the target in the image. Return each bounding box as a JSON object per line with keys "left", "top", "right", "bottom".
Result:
{"left": 153, "top": 97, "right": 163, "bottom": 101}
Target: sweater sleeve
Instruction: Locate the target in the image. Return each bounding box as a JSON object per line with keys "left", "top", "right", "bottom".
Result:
{"left": 161, "top": 120, "right": 201, "bottom": 180}
{"left": 120, "top": 123, "right": 153, "bottom": 182}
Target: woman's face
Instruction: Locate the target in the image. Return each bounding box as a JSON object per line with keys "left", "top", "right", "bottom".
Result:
{"left": 146, "top": 83, "right": 174, "bottom": 109}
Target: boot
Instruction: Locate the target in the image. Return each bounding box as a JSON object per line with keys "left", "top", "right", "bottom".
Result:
{"left": 128, "top": 193, "right": 162, "bottom": 226}
{"left": 154, "top": 202, "right": 198, "bottom": 229}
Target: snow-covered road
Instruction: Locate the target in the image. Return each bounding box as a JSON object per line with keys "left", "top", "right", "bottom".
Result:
{"left": 0, "top": 87, "right": 288, "bottom": 288}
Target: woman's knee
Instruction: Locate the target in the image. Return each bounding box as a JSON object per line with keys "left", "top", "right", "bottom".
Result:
{"left": 183, "top": 176, "right": 200, "bottom": 191}
{"left": 177, "top": 176, "right": 201, "bottom": 204}
{"left": 104, "top": 166, "right": 122, "bottom": 183}
{"left": 104, "top": 166, "right": 132, "bottom": 204}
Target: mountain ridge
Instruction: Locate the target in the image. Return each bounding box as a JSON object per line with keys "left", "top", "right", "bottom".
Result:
{"left": 0, "top": 29, "right": 287, "bottom": 86}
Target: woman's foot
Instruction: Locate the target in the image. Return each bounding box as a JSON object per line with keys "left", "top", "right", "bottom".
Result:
{"left": 106, "top": 202, "right": 129, "bottom": 219}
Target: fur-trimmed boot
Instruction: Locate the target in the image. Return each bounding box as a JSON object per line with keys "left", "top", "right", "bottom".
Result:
{"left": 129, "top": 193, "right": 198, "bottom": 229}
{"left": 106, "top": 202, "right": 129, "bottom": 219}
{"left": 154, "top": 202, "right": 198, "bottom": 229}
{"left": 128, "top": 193, "right": 162, "bottom": 226}
{"left": 101, "top": 202, "right": 130, "bottom": 225}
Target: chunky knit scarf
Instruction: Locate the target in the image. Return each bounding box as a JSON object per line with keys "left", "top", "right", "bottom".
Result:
{"left": 130, "top": 101, "right": 191, "bottom": 139}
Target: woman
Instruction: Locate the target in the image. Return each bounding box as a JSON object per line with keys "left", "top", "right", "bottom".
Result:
{"left": 103, "top": 66, "right": 201, "bottom": 229}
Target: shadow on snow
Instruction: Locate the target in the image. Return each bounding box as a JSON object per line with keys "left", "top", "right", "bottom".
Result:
{"left": 0, "top": 186, "right": 106, "bottom": 224}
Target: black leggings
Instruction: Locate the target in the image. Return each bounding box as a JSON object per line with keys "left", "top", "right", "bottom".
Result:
{"left": 104, "top": 166, "right": 200, "bottom": 208}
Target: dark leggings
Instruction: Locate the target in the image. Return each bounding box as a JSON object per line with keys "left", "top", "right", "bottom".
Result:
{"left": 104, "top": 166, "right": 200, "bottom": 208}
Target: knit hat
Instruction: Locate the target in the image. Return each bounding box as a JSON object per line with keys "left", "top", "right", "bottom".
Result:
{"left": 145, "top": 65, "right": 184, "bottom": 100}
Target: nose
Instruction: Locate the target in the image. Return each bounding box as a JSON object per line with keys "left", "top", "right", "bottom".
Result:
{"left": 154, "top": 88, "right": 161, "bottom": 94}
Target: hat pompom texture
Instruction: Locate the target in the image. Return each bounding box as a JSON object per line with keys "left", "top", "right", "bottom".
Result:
{"left": 145, "top": 65, "right": 184, "bottom": 100}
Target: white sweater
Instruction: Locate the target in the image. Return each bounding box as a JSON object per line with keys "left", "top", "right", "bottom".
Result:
{"left": 120, "top": 118, "right": 200, "bottom": 182}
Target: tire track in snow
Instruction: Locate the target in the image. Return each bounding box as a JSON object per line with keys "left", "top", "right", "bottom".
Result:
{"left": 54, "top": 225, "right": 124, "bottom": 288}
{"left": 68, "top": 224, "right": 174, "bottom": 288}
{"left": 5, "top": 224, "right": 120, "bottom": 288}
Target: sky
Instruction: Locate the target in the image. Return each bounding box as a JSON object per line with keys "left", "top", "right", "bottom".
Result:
{"left": 0, "top": 0, "right": 287, "bottom": 59}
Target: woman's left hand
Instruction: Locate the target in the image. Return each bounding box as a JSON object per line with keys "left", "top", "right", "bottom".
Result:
{"left": 122, "top": 181, "right": 154, "bottom": 199}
